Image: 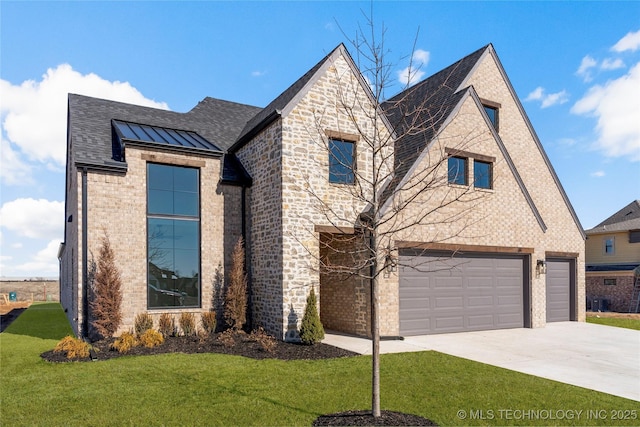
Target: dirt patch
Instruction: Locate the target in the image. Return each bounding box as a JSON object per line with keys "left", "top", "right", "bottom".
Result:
{"left": 0, "top": 301, "right": 32, "bottom": 316}
{"left": 586, "top": 311, "right": 640, "bottom": 320}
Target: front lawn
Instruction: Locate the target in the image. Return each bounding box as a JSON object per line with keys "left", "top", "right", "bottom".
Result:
{"left": 1, "top": 303, "right": 638, "bottom": 426}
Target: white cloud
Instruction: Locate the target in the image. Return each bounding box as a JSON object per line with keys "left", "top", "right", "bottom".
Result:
{"left": 601, "top": 58, "right": 625, "bottom": 71}
{"left": 0, "top": 64, "right": 168, "bottom": 182}
{"left": 576, "top": 55, "right": 598, "bottom": 82}
{"left": 0, "top": 198, "right": 64, "bottom": 240}
{"left": 525, "top": 87, "right": 568, "bottom": 108}
{"left": 612, "top": 29, "right": 640, "bottom": 53}
{"left": 397, "top": 49, "right": 430, "bottom": 87}
{"left": 251, "top": 70, "right": 267, "bottom": 77}
{"left": 14, "top": 239, "right": 60, "bottom": 276}
{"left": 590, "top": 170, "right": 606, "bottom": 177}
{"left": 0, "top": 137, "right": 32, "bottom": 185}
{"left": 571, "top": 62, "right": 640, "bottom": 161}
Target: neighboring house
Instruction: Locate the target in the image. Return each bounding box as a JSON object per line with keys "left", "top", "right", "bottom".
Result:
{"left": 585, "top": 200, "right": 640, "bottom": 312}
{"left": 59, "top": 43, "right": 586, "bottom": 340}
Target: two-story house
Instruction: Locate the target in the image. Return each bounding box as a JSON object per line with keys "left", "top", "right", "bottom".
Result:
{"left": 59, "top": 43, "right": 586, "bottom": 340}
{"left": 586, "top": 200, "right": 640, "bottom": 312}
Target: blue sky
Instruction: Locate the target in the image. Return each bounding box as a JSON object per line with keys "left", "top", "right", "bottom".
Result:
{"left": 1, "top": 1, "right": 639, "bottom": 278}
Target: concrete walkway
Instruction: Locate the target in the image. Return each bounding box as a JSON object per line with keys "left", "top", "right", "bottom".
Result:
{"left": 323, "top": 322, "right": 640, "bottom": 402}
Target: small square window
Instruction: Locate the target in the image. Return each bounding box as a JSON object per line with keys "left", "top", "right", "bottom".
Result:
{"left": 603, "top": 237, "right": 615, "bottom": 255}
{"left": 329, "top": 139, "right": 355, "bottom": 184}
{"left": 448, "top": 156, "right": 468, "bottom": 185}
{"left": 474, "top": 160, "right": 492, "bottom": 189}
{"left": 484, "top": 105, "right": 499, "bottom": 131}
{"left": 603, "top": 278, "right": 617, "bottom": 286}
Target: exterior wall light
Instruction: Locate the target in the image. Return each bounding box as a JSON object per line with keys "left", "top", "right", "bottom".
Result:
{"left": 536, "top": 259, "right": 547, "bottom": 275}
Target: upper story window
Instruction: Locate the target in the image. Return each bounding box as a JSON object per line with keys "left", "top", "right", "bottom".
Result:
{"left": 329, "top": 138, "right": 355, "bottom": 184}
{"left": 474, "top": 160, "right": 493, "bottom": 190}
{"left": 448, "top": 156, "right": 468, "bottom": 186}
{"left": 629, "top": 230, "right": 640, "bottom": 243}
{"left": 147, "top": 163, "right": 200, "bottom": 309}
{"left": 603, "top": 237, "right": 615, "bottom": 255}
{"left": 481, "top": 99, "right": 501, "bottom": 132}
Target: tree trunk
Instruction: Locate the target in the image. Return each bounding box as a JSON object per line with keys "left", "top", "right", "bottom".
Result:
{"left": 370, "top": 230, "right": 381, "bottom": 417}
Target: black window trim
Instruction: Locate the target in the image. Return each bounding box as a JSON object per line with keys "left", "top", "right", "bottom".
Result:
{"left": 328, "top": 137, "right": 357, "bottom": 185}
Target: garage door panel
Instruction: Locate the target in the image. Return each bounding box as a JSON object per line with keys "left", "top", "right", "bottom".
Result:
{"left": 546, "top": 260, "right": 571, "bottom": 322}
{"left": 468, "top": 314, "right": 495, "bottom": 328}
{"left": 434, "top": 296, "right": 464, "bottom": 309}
{"left": 400, "top": 253, "right": 524, "bottom": 335}
{"left": 467, "top": 295, "right": 494, "bottom": 307}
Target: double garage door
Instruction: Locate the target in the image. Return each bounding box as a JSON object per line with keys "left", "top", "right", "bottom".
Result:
{"left": 399, "top": 252, "right": 574, "bottom": 335}
{"left": 399, "top": 251, "right": 526, "bottom": 336}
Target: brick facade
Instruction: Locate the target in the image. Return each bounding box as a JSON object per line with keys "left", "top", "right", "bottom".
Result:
{"left": 586, "top": 273, "right": 636, "bottom": 312}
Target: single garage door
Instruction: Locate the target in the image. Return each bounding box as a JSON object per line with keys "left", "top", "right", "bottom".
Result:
{"left": 399, "top": 251, "right": 525, "bottom": 335}
{"left": 546, "top": 259, "right": 572, "bottom": 322}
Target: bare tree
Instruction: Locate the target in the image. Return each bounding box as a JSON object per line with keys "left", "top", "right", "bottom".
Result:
{"left": 293, "top": 15, "right": 491, "bottom": 418}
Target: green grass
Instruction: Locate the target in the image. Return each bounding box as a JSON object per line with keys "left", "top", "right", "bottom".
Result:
{"left": 586, "top": 315, "right": 640, "bottom": 330}
{"left": 1, "top": 303, "right": 638, "bottom": 426}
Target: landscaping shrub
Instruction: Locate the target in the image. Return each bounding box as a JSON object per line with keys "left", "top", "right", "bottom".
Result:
{"left": 111, "top": 332, "right": 137, "bottom": 353}
{"left": 158, "top": 313, "right": 175, "bottom": 337}
{"left": 225, "top": 237, "right": 248, "bottom": 330}
{"left": 201, "top": 311, "right": 217, "bottom": 335}
{"left": 250, "top": 326, "right": 276, "bottom": 353}
{"left": 218, "top": 329, "right": 236, "bottom": 348}
{"left": 54, "top": 336, "right": 90, "bottom": 359}
{"left": 134, "top": 313, "right": 154, "bottom": 337}
{"left": 299, "top": 287, "right": 324, "bottom": 345}
{"left": 138, "top": 329, "right": 164, "bottom": 348}
{"left": 179, "top": 312, "right": 196, "bottom": 337}
{"left": 90, "top": 233, "right": 123, "bottom": 338}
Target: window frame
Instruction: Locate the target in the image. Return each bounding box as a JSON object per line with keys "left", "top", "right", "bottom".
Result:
{"left": 447, "top": 156, "right": 468, "bottom": 186}
{"left": 603, "top": 236, "right": 615, "bottom": 256}
{"left": 603, "top": 278, "right": 617, "bottom": 286}
{"left": 146, "top": 163, "right": 201, "bottom": 310}
{"left": 473, "top": 159, "right": 493, "bottom": 190}
{"left": 328, "top": 138, "right": 356, "bottom": 185}
{"left": 481, "top": 99, "right": 501, "bottom": 132}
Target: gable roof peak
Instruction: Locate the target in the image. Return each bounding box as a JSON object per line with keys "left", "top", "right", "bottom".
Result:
{"left": 593, "top": 200, "right": 640, "bottom": 229}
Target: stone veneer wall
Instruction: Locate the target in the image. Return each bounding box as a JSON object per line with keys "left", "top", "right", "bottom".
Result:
{"left": 72, "top": 146, "right": 227, "bottom": 335}
{"left": 586, "top": 273, "right": 636, "bottom": 312}
{"left": 235, "top": 121, "right": 284, "bottom": 338}
{"left": 279, "top": 54, "right": 392, "bottom": 340}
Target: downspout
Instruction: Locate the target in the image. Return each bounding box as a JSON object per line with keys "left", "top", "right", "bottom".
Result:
{"left": 242, "top": 185, "right": 252, "bottom": 330}
{"left": 81, "top": 167, "right": 89, "bottom": 338}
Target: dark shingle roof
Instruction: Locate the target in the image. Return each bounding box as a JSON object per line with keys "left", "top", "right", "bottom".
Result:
{"left": 379, "top": 45, "right": 489, "bottom": 204}
{"left": 587, "top": 200, "right": 640, "bottom": 234}
{"left": 231, "top": 44, "right": 345, "bottom": 150}
{"left": 68, "top": 94, "right": 261, "bottom": 169}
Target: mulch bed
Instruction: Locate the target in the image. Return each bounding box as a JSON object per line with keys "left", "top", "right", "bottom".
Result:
{"left": 41, "top": 331, "right": 358, "bottom": 363}
{"left": 313, "top": 410, "right": 437, "bottom": 426}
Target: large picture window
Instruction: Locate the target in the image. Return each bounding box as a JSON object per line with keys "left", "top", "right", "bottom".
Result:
{"left": 147, "top": 163, "right": 200, "bottom": 308}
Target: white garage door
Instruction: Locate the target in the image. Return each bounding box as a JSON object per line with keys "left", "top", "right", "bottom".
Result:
{"left": 546, "top": 259, "right": 571, "bottom": 322}
{"left": 399, "top": 252, "right": 525, "bottom": 335}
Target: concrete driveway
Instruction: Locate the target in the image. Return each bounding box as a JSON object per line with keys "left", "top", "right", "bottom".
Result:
{"left": 323, "top": 322, "right": 640, "bottom": 402}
